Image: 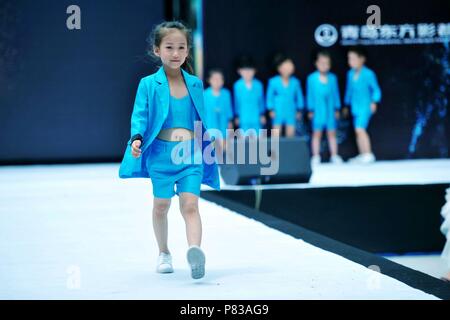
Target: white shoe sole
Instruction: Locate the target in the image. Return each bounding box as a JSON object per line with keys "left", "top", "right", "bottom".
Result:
{"left": 187, "top": 246, "right": 205, "bottom": 279}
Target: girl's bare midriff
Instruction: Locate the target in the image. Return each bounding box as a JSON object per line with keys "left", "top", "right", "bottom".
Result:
{"left": 157, "top": 127, "right": 194, "bottom": 141}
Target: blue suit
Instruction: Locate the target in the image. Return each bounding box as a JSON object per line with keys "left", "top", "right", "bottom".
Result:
{"left": 344, "top": 66, "right": 381, "bottom": 129}
{"left": 118, "top": 66, "right": 220, "bottom": 192}
{"left": 203, "top": 87, "right": 233, "bottom": 140}
{"left": 233, "top": 78, "right": 265, "bottom": 132}
{"left": 266, "top": 75, "right": 304, "bottom": 126}
{"left": 306, "top": 71, "right": 341, "bottom": 131}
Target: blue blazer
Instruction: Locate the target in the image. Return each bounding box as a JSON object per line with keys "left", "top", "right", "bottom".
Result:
{"left": 118, "top": 66, "right": 221, "bottom": 191}
{"left": 344, "top": 66, "right": 381, "bottom": 115}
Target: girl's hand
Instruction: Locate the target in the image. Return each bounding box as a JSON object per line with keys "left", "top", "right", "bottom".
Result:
{"left": 269, "top": 111, "right": 275, "bottom": 119}
{"left": 131, "top": 140, "right": 142, "bottom": 158}
{"left": 342, "top": 107, "right": 349, "bottom": 118}
{"left": 260, "top": 115, "right": 267, "bottom": 125}
{"left": 335, "top": 111, "right": 340, "bottom": 119}
{"left": 234, "top": 117, "right": 240, "bottom": 127}
{"left": 370, "top": 103, "right": 377, "bottom": 114}
{"left": 308, "top": 112, "right": 314, "bottom": 120}
{"left": 296, "top": 111, "right": 302, "bottom": 121}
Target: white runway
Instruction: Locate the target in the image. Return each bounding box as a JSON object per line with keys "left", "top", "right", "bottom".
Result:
{"left": 217, "top": 159, "right": 450, "bottom": 190}
{"left": 0, "top": 163, "right": 440, "bottom": 299}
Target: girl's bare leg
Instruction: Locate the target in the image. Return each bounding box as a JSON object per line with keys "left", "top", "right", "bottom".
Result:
{"left": 327, "top": 130, "right": 338, "bottom": 156}
{"left": 285, "top": 125, "right": 295, "bottom": 137}
{"left": 179, "top": 192, "right": 202, "bottom": 246}
{"left": 152, "top": 197, "right": 172, "bottom": 254}
{"left": 311, "top": 130, "right": 323, "bottom": 156}
{"left": 355, "top": 128, "right": 372, "bottom": 154}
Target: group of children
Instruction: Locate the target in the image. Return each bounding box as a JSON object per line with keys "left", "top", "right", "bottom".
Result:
{"left": 204, "top": 47, "right": 382, "bottom": 165}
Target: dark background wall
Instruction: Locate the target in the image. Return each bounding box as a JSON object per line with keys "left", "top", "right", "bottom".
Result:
{"left": 203, "top": 0, "right": 450, "bottom": 160}
{"left": 0, "top": 0, "right": 164, "bottom": 164}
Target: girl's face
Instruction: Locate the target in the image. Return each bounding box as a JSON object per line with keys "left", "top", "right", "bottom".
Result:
{"left": 315, "top": 55, "right": 331, "bottom": 73}
{"left": 348, "top": 52, "right": 365, "bottom": 69}
{"left": 238, "top": 68, "right": 256, "bottom": 82}
{"left": 277, "top": 59, "right": 295, "bottom": 78}
{"left": 154, "top": 29, "right": 188, "bottom": 70}
{"left": 209, "top": 72, "right": 224, "bottom": 90}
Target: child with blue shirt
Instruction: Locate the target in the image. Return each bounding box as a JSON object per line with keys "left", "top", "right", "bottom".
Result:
{"left": 233, "top": 56, "right": 266, "bottom": 138}
{"left": 344, "top": 47, "right": 382, "bottom": 164}
{"left": 204, "top": 69, "right": 233, "bottom": 155}
{"left": 307, "top": 51, "right": 343, "bottom": 165}
{"left": 118, "top": 21, "right": 220, "bottom": 280}
{"left": 266, "top": 55, "right": 304, "bottom": 137}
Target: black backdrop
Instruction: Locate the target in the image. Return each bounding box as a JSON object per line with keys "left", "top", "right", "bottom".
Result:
{"left": 203, "top": 0, "right": 450, "bottom": 160}
{"left": 0, "top": 0, "right": 163, "bottom": 164}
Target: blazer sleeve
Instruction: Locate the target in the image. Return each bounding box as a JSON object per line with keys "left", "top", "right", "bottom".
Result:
{"left": 258, "top": 82, "right": 265, "bottom": 114}
{"left": 306, "top": 76, "right": 314, "bottom": 112}
{"left": 368, "top": 70, "right": 382, "bottom": 103}
{"left": 332, "top": 74, "right": 342, "bottom": 110}
{"left": 344, "top": 70, "right": 352, "bottom": 106}
{"left": 296, "top": 79, "right": 305, "bottom": 110}
{"left": 224, "top": 90, "right": 234, "bottom": 120}
{"left": 233, "top": 83, "right": 240, "bottom": 117}
{"left": 128, "top": 78, "right": 149, "bottom": 145}
{"left": 266, "top": 79, "right": 275, "bottom": 111}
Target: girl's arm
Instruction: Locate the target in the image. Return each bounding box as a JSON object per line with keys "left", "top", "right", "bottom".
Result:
{"left": 128, "top": 79, "right": 149, "bottom": 145}
{"left": 306, "top": 77, "right": 314, "bottom": 112}
{"left": 258, "top": 82, "right": 266, "bottom": 114}
{"left": 225, "top": 90, "right": 234, "bottom": 121}
{"left": 266, "top": 79, "right": 275, "bottom": 111}
{"left": 344, "top": 70, "right": 352, "bottom": 106}
{"left": 296, "top": 79, "right": 305, "bottom": 111}
{"left": 369, "top": 71, "right": 382, "bottom": 103}
{"left": 332, "top": 74, "right": 342, "bottom": 110}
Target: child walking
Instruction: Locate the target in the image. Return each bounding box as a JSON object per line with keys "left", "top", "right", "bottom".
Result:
{"left": 307, "top": 51, "right": 343, "bottom": 165}
{"left": 344, "top": 47, "right": 382, "bottom": 164}
{"left": 118, "top": 21, "right": 220, "bottom": 279}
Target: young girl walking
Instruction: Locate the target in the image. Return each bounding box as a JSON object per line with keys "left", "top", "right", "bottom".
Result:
{"left": 118, "top": 21, "right": 220, "bottom": 279}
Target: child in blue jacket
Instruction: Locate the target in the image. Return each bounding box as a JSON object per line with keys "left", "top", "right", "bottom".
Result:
{"left": 233, "top": 56, "right": 266, "bottom": 138}
{"left": 307, "top": 51, "right": 343, "bottom": 165}
{"left": 344, "top": 47, "right": 382, "bottom": 164}
{"left": 204, "top": 69, "right": 233, "bottom": 155}
{"left": 118, "top": 21, "right": 220, "bottom": 279}
{"left": 266, "top": 55, "right": 304, "bottom": 137}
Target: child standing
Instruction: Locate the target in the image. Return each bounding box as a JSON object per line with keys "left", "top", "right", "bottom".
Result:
{"left": 307, "top": 51, "right": 343, "bottom": 165}
{"left": 344, "top": 47, "right": 382, "bottom": 164}
{"left": 204, "top": 69, "right": 233, "bottom": 155}
{"left": 233, "top": 56, "right": 266, "bottom": 138}
{"left": 118, "top": 21, "right": 220, "bottom": 279}
{"left": 266, "top": 55, "right": 304, "bottom": 137}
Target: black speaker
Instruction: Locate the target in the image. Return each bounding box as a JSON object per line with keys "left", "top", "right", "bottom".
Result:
{"left": 219, "top": 136, "right": 312, "bottom": 185}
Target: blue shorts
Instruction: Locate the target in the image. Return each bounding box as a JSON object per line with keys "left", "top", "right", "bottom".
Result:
{"left": 312, "top": 118, "right": 337, "bottom": 131}
{"left": 353, "top": 112, "right": 372, "bottom": 129}
{"left": 145, "top": 138, "right": 203, "bottom": 199}
{"left": 273, "top": 116, "right": 296, "bottom": 126}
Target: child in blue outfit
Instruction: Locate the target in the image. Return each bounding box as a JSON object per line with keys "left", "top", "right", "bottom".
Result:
{"left": 344, "top": 47, "right": 382, "bottom": 164}
{"left": 118, "top": 21, "right": 220, "bottom": 280}
{"left": 233, "top": 56, "right": 266, "bottom": 138}
{"left": 203, "top": 69, "right": 233, "bottom": 155}
{"left": 307, "top": 51, "right": 343, "bottom": 165}
{"left": 266, "top": 55, "right": 304, "bottom": 137}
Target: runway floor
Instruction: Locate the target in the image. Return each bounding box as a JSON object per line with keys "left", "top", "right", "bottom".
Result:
{"left": 0, "top": 163, "right": 441, "bottom": 299}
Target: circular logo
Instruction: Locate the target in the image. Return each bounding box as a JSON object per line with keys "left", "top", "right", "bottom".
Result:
{"left": 314, "top": 24, "right": 338, "bottom": 47}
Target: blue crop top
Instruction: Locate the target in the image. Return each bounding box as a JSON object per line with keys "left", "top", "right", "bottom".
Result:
{"left": 161, "top": 94, "right": 200, "bottom": 131}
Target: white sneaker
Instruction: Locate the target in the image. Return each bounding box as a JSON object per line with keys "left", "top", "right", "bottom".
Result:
{"left": 187, "top": 245, "right": 205, "bottom": 279}
{"left": 156, "top": 252, "right": 174, "bottom": 273}
{"left": 359, "top": 153, "right": 376, "bottom": 164}
{"left": 330, "top": 155, "right": 343, "bottom": 164}
{"left": 311, "top": 155, "right": 321, "bottom": 166}
{"left": 348, "top": 153, "right": 375, "bottom": 164}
